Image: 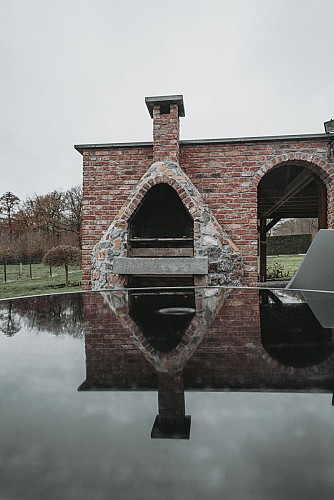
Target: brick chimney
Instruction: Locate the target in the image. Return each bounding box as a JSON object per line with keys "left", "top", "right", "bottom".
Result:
{"left": 145, "top": 95, "right": 185, "bottom": 163}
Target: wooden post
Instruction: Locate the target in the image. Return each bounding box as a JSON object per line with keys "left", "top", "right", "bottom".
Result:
{"left": 259, "top": 218, "right": 267, "bottom": 282}
{"left": 261, "top": 289, "right": 269, "bottom": 305}
{"left": 3, "top": 258, "right": 7, "bottom": 283}
{"left": 317, "top": 178, "right": 327, "bottom": 230}
{"left": 29, "top": 263, "right": 32, "bottom": 279}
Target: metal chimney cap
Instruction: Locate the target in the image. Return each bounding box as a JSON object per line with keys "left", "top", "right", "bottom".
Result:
{"left": 145, "top": 95, "right": 185, "bottom": 118}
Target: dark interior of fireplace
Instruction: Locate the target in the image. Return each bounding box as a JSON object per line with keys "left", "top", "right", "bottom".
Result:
{"left": 129, "top": 184, "right": 194, "bottom": 256}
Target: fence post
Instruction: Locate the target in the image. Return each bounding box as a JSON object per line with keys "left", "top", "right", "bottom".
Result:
{"left": 3, "top": 258, "right": 7, "bottom": 283}
{"left": 30, "top": 263, "right": 32, "bottom": 279}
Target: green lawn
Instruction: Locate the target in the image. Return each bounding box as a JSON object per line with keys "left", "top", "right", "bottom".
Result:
{"left": 0, "top": 263, "right": 82, "bottom": 299}
{"left": 266, "top": 254, "right": 304, "bottom": 280}
{"left": 0, "top": 255, "right": 304, "bottom": 299}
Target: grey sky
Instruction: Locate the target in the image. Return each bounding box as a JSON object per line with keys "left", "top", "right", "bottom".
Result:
{"left": 1, "top": 0, "right": 334, "bottom": 199}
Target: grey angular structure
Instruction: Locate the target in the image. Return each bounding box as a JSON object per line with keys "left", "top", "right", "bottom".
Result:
{"left": 287, "top": 229, "right": 334, "bottom": 291}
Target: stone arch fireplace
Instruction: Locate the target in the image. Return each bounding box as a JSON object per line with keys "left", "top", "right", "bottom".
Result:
{"left": 91, "top": 160, "right": 243, "bottom": 289}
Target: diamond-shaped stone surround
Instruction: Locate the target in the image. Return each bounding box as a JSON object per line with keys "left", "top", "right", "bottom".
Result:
{"left": 91, "top": 161, "right": 243, "bottom": 289}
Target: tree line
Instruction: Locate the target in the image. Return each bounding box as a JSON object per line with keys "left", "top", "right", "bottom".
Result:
{"left": 270, "top": 218, "right": 318, "bottom": 238}
{"left": 0, "top": 186, "right": 82, "bottom": 262}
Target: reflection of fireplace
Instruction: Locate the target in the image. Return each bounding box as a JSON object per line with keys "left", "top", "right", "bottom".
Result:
{"left": 129, "top": 183, "right": 194, "bottom": 257}
{"left": 151, "top": 372, "right": 191, "bottom": 440}
{"left": 79, "top": 289, "right": 334, "bottom": 439}
{"left": 129, "top": 289, "right": 195, "bottom": 353}
{"left": 128, "top": 288, "right": 194, "bottom": 438}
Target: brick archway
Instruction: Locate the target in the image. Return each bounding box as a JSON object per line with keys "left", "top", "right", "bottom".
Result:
{"left": 256, "top": 338, "right": 334, "bottom": 376}
{"left": 252, "top": 153, "right": 333, "bottom": 187}
{"left": 253, "top": 154, "right": 334, "bottom": 227}
{"left": 254, "top": 155, "right": 334, "bottom": 281}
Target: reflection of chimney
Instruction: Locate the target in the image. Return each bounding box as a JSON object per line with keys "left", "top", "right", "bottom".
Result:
{"left": 151, "top": 371, "right": 191, "bottom": 439}
{"left": 145, "top": 95, "right": 185, "bottom": 164}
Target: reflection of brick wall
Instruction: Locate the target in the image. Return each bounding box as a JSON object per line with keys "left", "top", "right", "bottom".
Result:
{"left": 184, "top": 288, "right": 264, "bottom": 388}
{"left": 158, "top": 372, "right": 185, "bottom": 417}
{"left": 184, "top": 289, "right": 334, "bottom": 391}
{"left": 81, "top": 294, "right": 156, "bottom": 390}
{"left": 82, "top": 291, "right": 334, "bottom": 395}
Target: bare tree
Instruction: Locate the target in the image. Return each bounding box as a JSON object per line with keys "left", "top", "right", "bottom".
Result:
{"left": 0, "top": 187, "right": 82, "bottom": 261}
{"left": 271, "top": 218, "right": 318, "bottom": 238}
{"left": 0, "top": 302, "right": 21, "bottom": 337}
{"left": 62, "top": 186, "right": 82, "bottom": 248}
{"left": 0, "top": 192, "right": 20, "bottom": 236}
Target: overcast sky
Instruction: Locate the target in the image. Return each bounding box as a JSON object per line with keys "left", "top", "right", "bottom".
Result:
{"left": 1, "top": 0, "right": 334, "bottom": 199}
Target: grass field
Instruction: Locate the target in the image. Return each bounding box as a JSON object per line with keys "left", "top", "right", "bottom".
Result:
{"left": 266, "top": 254, "right": 304, "bottom": 280}
{"left": 0, "top": 262, "right": 82, "bottom": 299}
{"left": 0, "top": 255, "right": 304, "bottom": 299}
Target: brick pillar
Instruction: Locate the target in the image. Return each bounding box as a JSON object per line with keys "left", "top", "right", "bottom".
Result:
{"left": 145, "top": 95, "right": 185, "bottom": 163}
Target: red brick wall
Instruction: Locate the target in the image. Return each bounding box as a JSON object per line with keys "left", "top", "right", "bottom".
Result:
{"left": 81, "top": 138, "right": 333, "bottom": 289}
{"left": 82, "top": 146, "right": 153, "bottom": 287}
{"left": 180, "top": 140, "right": 333, "bottom": 284}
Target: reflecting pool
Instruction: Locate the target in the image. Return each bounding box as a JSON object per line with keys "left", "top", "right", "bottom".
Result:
{"left": 0, "top": 288, "right": 334, "bottom": 499}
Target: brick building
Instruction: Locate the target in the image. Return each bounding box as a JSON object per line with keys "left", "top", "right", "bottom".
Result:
{"left": 75, "top": 95, "right": 334, "bottom": 289}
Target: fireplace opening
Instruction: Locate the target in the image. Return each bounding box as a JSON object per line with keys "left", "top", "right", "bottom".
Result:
{"left": 129, "top": 183, "right": 194, "bottom": 257}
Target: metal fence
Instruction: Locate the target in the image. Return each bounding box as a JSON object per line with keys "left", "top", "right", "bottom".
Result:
{"left": 0, "top": 260, "right": 81, "bottom": 283}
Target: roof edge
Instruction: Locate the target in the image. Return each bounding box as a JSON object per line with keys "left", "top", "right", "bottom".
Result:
{"left": 74, "top": 133, "right": 328, "bottom": 155}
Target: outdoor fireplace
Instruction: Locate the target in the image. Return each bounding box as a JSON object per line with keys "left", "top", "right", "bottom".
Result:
{"left": 91, "top": 159, "right": 243, "bottom": 289}
{"left": 76, "top": 93, "right": 334, "bottom": 290}
{"left": 89, "top": 95, "right": 243, "bottom": 290}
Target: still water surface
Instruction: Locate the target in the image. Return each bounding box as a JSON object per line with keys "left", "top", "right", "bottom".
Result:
{"left": 0, "top": 288, "right": 334, "bottom": 500}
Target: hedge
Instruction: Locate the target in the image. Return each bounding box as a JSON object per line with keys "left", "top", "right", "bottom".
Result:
{"left": 267, "top": 234, "right": 312, "bottom": 255}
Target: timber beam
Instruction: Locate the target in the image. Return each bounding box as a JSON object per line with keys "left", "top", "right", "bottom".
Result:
{"left": 261, "top": 170, "right": 314, "bottom": 218}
